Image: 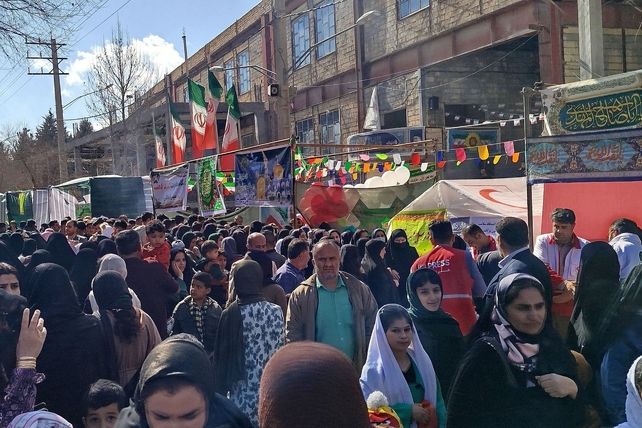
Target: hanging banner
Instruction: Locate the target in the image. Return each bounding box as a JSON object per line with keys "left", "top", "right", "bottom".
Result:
{"left": 446, "top": 127, "right": 500, "bottom": 151}
{"left": 90, "top": 177, "right": 146, "bottom": 218}
{"left": 6, "top": 191, "right": 33, "bottom": 223}
{"left": 235, "top": 146, "right": 292, "bottom": 207}
{"left": 150, "top": 164, "right": 189, "bottom": 211}
{"left": 541, "top": 69, "right": 642, "bottom": 135}
{"left": 387, "top": 209, "right": 447, "bottom": 256}
{"left": 527, "top": 128, "right": 642, "bottom": 184}
{"left": 197, "top": 156, "right": 226, "bottom": 216}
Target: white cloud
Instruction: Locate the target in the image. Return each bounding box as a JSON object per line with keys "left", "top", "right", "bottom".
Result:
{"left": 64, "top": 34, "right": 183, "bottom": 89}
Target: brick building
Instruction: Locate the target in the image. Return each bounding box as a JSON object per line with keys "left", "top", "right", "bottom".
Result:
{"left": 70, "top": 0, "right": 642, "bottom": 176}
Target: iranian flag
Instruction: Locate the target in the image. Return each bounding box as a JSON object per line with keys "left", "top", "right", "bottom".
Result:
{"left": 204, "top": 70, "right": 222, "bottom": 151}
{"left": 170, "top": 101, "right": 186, "bottom": 163}
{"left": 220, "top": 85, "right": 240, "bottom": 171}
{"left": 188, "top": 79, "right": 207, "bottom": 159}
{"left": 152, "top": 113, "right": 166, "bottom": 168}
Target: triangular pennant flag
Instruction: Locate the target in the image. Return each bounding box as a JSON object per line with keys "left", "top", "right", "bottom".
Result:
{"left": 493, "top": 154, "right": 502, "bottom": 165}
{"left": 436, "top": 151, "right": 446, "bottom": 168}
{"left": 363, "top": 86, "right": 381, "bottom": 130}
{"left": 220, "top": 85, "right": 241, "bottom": 171}
{"left": 478, "top": 145, "right": 489, "bottom": 161}
{"left": 410, "top": 152, "right": 421, "bottom": 166}
{"left": 363, "top": 163, "right": 371, "bottom": 173}
{"left": 455, "top": 147, "right": 466, "bottom": 163}
{"left": 204, "top": 70, "right": 223, "bottom": 151}
{"left": 188, "top": 79, "right": 207, "bottom": 159}
{"left": 504, "top": 141, "right": 515, "bottom": 156}
{"left": 512, "top": 153, "right": 520, "bottom": 163}
{"left": 169, "top": 101, "right": 186, "bottom": 164}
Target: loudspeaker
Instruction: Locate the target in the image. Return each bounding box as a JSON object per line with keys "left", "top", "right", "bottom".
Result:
{"left": 428, "top": 96, "right": 439, "bottom": 110}
{"left": 268, "top": 84, "right": 280, "bottom": 97}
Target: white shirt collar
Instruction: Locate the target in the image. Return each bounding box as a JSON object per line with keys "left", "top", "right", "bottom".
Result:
{"left": 498, "top": 246, "right": 529, "bottom": 268}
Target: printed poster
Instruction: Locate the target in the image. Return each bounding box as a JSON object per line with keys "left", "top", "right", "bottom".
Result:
{"left": 151, "top": 164, "right": 189, "bottom": 211}
{"left": 197, "top": 156, "right": 226, "bottom": 216}
{"left": 235, "top": 146, "right": 292, "bottom": 207}
{"left": 446, "top": 128, "right": 500, "bottom": 151}
{"left": 6, "top": 191, "right": 33, "bottom": 223}
{"left": 388, "top": 209, "right": 446, "bottom": 256}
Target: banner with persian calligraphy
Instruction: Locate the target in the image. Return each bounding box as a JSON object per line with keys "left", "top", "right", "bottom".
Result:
{"left": 197, "top": 156, "right": 226, "bottom": 216}
{"left": 541, "top": 70, "right": 642, "bottom": 135}
{"left": 526, "top": 128, "right": 642, "bottom": 184}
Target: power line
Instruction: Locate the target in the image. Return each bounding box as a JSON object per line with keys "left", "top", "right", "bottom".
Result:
{"left": 68, "top": 0, "right": 136, "bottom": 48}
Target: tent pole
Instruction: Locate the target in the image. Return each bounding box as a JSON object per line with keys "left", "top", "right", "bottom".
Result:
{"left": 522, "top": 86, "right": 536, "bottom": 249}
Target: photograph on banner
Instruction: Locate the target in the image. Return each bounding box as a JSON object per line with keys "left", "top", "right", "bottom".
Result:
{"left": 197, "top": 157, "right": 226, "bottom": 216}
{"left": 526, "top": 128, "right": 642, "bottom": 183}
{"left": 150, "top": 165, "right": 189, "bottom": 211}
{"left": 446, "top": 127, "right": 500, "bottom": 151}
{"left": 235, "top": 146, "right": 292, "bottom": 207}
{"left": 387, "top": 209, "right": 447, "bottom": 256}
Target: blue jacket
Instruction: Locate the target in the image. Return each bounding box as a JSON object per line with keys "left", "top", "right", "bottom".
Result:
{"left": 600, "top": 314, "right": 642, "bottom": 425}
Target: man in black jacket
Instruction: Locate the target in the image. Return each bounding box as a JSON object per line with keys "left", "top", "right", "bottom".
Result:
{"left": 485, "top": 217, "right": 553, "bottom": 312}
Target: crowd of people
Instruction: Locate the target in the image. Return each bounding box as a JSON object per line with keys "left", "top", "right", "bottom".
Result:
{"left": 0, "top": 208, "right": 640, "bottom": 427}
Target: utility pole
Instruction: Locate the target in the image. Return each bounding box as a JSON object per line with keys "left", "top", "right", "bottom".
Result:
{"left": 27, "top": 39, "right": 69, "bottom": 182}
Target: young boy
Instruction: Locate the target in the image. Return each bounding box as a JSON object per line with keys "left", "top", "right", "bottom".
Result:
{"left": 83, "top": 379, "right": 128, "bottom": 428}
{"left": 169, "top": 272, "right": 222, "bottom": 353}
{"left": 141, "top": 220, "right": 170, "bottom": 270}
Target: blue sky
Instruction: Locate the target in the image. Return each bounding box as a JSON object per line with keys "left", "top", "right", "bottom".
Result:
{"left": 0, "top": 0, "right": 259, "bottom": 134}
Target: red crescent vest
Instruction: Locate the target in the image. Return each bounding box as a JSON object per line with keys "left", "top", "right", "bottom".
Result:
{"left": 411, "top": 245, "right": 477, "bottom": 335}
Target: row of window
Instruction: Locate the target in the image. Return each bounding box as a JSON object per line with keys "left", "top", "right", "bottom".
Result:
{"left": 291, "top": 0, "right": 336, "bottom": 70}
{"left": 290, "top": 0, "right": 430, "bottom": 70}
{"left": 224, "top": 50, "right": 251, "bottom": 95}
{"left": 296, "top": 109, "right": 341, "bottom": 151}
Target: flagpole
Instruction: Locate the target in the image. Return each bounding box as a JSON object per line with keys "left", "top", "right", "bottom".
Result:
{"left": 291, "top": 137, "right": 296, "bottom": 227}
{"left": 165, "top": 88, "right": 174, "bottom": 165}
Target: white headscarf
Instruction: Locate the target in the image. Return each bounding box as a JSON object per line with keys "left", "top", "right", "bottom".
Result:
{"left": 616, "top": 356, "right": 642, "bottom": 428}
{"left": 360, "top": 304, "right": 437, "bottom": 427}
{"left": 8, "top": 411, "right": 72, "bottom": 428}
{"left": 87, "top": 254, "right": 141, "bottom": 313}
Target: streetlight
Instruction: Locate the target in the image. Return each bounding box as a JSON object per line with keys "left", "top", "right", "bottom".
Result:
{"left": 62, "top": 84, "right": 114, "bottom": 109}
{"left": 289, "top": 10, "right": 378, "bottom": 73}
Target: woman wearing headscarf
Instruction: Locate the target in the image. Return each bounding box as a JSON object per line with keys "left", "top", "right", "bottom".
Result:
{"left": 181, "top": 232, "right": 200, "bottom": 262}
{"left": 360, "top": 304, "right": 445, "bottom": 428}
{"left": 356, "top": 237, "right": 369, "bottom": 260}
{"left": 362, "top": 239, "right": 398, "bottom": 307}
{"left": 214, "top": 260, "right": 284, "bottom": 426}
{"left": 0, "top": 241, "right": 25, "bottom": 281}
{"left": 97, "top": 239, "right": 118, "bottom": 258}
{"left": 328, "top": 229, "right": 341, "bottom": 245}
{"left": 232, "top": 230, "right": 248, "bottom": 255}
{"left": 27, "top": 263, "right": 108, "bottom": 427}
{"left": 222, "top": 237, "right": 243, "bottom": 270}
{"left": 19, "top": 238, "right": 36, "bottom": 266}
{"left": 174, "top": 224, "right": 191, "bottom": 240}
{"left": 0, "top": 292, "right": 47, "bottom": 427}
{"left": 259, "top": 342, "right": 371, "bottom": 428}
{"left": 341, "top": 230, "right": 354, "bottom": 246}
{"left": 8, "top": 233, "right": 24, "bottom": 258}
{"left": 352, "top": 229, "right": 370, "bottom": 245}
{"left": 44, "top": 233, "right": 76, "bottom": 271}
{"left": 340, "top": 244, "right": 365, "bottom": 282}
{"left": 115, "top": 334, "right": 252, "bottom": 428}
{"left": 168, "top": 248, "right": 193, "bottom": 301}
{"left": 202, "top": 224, "right": 217, "bottom": 241}
{"left": 69, "top": 247, "right": 98, "bottom": 304}
{"left": 447, "top": 273, "right": 583, "bottom": 428}
{"left": 21, "top": 250, "right": 50, "bottom": 296}
{"left": 93, "top": 271, "right": 161, "bottom": 388}
{"left": 599, "top": 263, "right": 642, "bottom": 425}
{"left": 247, "top": 251, "right": 287, "bottom": 315}
{"left": 7, "top": 411, "right": 72, "bottom": 428}
{"left": 406, "top": 268, "right": 464, "bottom": 399}
{"left": 86, "top": 254, "right": 141, "bottom": 314}
{"left": 372, "top": 228, "right": 387, "bottom": 242}
{"left": 386, "top": 229, "right": 419, "bottom": 307}
{"left": 277, "top": 236, "right": 294, "bottom": 258}
{"left": 612, "top": 356, "right": 642, "bottom": 428}
{"left": 567, "top": 242, "right": 622, "bottom": 370}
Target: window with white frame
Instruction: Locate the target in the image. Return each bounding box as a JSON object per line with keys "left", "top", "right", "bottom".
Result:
{"left": 292, "top": 15, "right": 310, "bottom": 69}
{"left": 296, "top": 117, "right": 315, "bottom": 156}
{"left": 315, "top": 1, "right": 336, "bottom": 59}
{"left": 237, "top": 50, "right": 250, "bottom": 94}
{"left": 399, "top": 0, "right": 429, "bottom": 18}
{"left": 224, "top": 59, "right": 235, "bottom": 91}
{"left": 319, "top": 109, "right": 340, "bottom": 150}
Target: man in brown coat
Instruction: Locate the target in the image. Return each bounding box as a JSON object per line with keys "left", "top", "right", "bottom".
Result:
{"left": 286, "top": 238, "right": 378, "bottom": 370}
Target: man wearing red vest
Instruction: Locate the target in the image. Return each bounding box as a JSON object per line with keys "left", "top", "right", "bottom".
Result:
{"left": 411, "top": 220, "right": 487, "bottom": 335}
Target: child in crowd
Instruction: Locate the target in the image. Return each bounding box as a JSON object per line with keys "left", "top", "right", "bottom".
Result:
{"left": 82, "top": 379, "right": 128, "bottom": 428}
{"left": 169, "top": 272, "right": 222, "bottom": 353}
{"left": 142, "top": 220, "right": 170, "bottom": 270}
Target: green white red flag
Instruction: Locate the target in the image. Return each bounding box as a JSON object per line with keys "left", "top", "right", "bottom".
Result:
{"left": 169, "top": 101, "right": 186, "bottom": 163}
{"left": 204, "top": 70, "right": 222, "bottom": 151}
{"left": 220, "top": 85, "right": 241, "bottom": 171}
{"left": 188, "top": 79, "right": 207, "bottom": 159}
{"left": 152, "top": 113, "right": 166, "bottom": 168}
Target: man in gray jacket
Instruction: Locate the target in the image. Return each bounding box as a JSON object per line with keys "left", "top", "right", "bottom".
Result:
{"left": 286, "top": 238, "right": 378, "bottom": 370}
